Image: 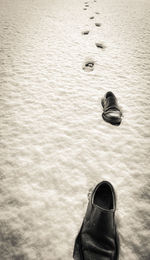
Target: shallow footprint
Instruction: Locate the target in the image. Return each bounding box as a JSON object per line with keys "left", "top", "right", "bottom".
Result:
{"left": 83, "top": 60, "right": 95, "bottom": 72}
{"left": 82, "top": 30, "right": 90, "bottom": 35}
{"left": 95, "top": 23, "right": 101, "bottom": 27}
{"left": 95, "top": 42, "right": 105, "bottom": 49}
{"left": 83, "top": 8, "right": 87, "bottom": 10}
{"left": 95, "top": 12, "right": 100, "bottom": 14}
{"left": 85, "top": 4, "right": 89, "bottom": 7}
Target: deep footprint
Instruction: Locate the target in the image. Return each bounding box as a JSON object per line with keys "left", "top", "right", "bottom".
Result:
{"left": 83, "top": 61, "right": 95, "bottom": 72}
{"left": 95, "top": 23, "right": 101, "bottom": 27}
{"left": 95, "top": 43, "right": 105, "bottom": 49}
{"left": 85, "top": 4, "right": 89, "bottom": 7}
{"left": 90, "top": 16, "right": 94, "bottom": 19}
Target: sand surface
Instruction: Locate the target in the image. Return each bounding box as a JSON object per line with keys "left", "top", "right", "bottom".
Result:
{"left": 0, "top": 0, "right": 150, "bottom": 259}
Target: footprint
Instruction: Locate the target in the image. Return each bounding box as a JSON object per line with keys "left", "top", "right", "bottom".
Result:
{"left": 95, "top": 23, "right": 101, "bottom": 27}
{"left": 90, "top": 16, "right": 94, "bottom": 19}
{"left": 83, "top": 60, "right": 95, "bottom": 72}
{"left": 95, "top": 43, "right": 105, "bottom": 49}
{"left": 85, "top": 4, "right": 89, "bottom": 7}
{"left": 82, "top": 30, "right": 90, "bottom": 35}
{"left": 95, "top": 12, "right": 100, "bottom": 14}
{"left": 83, "top": 8, "right": 87, "bottom": 10}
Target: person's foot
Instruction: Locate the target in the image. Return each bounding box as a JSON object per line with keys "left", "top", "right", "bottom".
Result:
{"left": 101, "top": 91, "right": 122, "bottom": 126}
{"left": 73, "top": 181, "right": 119, "bottom": 260}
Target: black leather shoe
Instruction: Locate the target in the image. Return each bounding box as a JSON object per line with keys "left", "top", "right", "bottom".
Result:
{"left": 73, "top": 181, "right": 119, "bottom": 260}
{"left": 101, "top": 92, "right": 122, "bottom": 126}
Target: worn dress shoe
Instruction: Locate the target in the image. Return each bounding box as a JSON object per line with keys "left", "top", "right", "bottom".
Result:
{"left": 101, "top": 92, "right": 122, "bottom": 126}
{"left": 73, "top": 181, "right": 119, "bottom": 260}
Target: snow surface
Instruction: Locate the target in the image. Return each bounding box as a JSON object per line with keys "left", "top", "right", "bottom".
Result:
{"left": 0, "top": 0, "right": 150, "bottom": 259}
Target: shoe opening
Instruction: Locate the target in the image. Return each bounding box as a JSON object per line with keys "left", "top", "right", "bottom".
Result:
{"left": 94, "top": 183, "right": 114, "bottom": 210}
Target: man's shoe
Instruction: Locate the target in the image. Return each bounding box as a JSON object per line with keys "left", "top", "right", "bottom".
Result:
{"left": 73, "top": 181, "right": 119, "bottom": 260}
{"left": 101, "top": 92, "right": 122, "bottom": 126}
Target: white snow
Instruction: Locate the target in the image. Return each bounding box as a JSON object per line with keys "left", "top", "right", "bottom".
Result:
{"left": 0, "top": 0, "right": 150, "bottom": 259}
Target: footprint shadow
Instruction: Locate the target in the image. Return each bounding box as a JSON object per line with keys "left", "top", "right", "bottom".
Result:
{"left": 82, "top": 30, "right": 90, "bottom": 35}
{"left": 95, "top": 23, "right": 101, "bottom": 27}
{"left": 83, "top": 60, "right": 95, "bottom": 72}
{"left": 95, "top": 43, "right": 105, "bottom": 49}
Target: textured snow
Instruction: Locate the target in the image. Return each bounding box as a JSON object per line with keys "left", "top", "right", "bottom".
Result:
{"left": 0, "top": 0, "right": 150, "bottom": 259}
